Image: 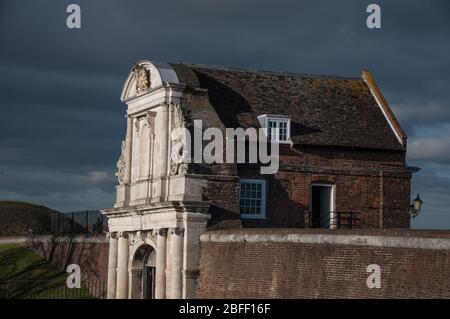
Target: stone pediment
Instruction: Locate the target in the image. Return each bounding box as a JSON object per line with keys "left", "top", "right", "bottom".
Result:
{"left": 120, "top": 61, "right": 180, "bottom": 102}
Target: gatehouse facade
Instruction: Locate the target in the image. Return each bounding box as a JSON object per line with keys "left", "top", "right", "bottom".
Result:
{"left": 102, "top": 60, "right": 414, "bottom": 299}
{"left": 102, "top": 61, "right": 210, "bottom": 299}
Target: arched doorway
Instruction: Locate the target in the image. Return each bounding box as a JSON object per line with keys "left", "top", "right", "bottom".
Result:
{"left": 130, "top": 244, "right": 156, "bottom": 299}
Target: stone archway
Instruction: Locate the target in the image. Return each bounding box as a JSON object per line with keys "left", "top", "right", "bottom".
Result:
{"left": 130, "top": 244, "right": 156, "bottom": 299}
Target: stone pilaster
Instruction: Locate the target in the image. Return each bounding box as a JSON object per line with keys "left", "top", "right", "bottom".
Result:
{"left": 170, "top": 227, "right": 184, "bottom": 299}
{"left": 107, "top": 232, "right": 118, "bottom": 299}
{"left": 155, "top": 228, "right": 168, "bottom": 299}
{"left": 159, "top": 104, "right": 169, "bottom": 201}
{"left": 116, "top": 232, "right": 129, "bottom": 299}
{"left": 124, "top": 116, "right": 133, "bottom": 184}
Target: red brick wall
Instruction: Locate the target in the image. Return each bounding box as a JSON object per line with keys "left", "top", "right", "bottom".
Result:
{"left": 29, "top": 236, "right": 109, "bottom": 298}
{"left": 197, "top": 230, "right": 450, "bottom": 298}
{"left": 236, "top": 145, "right": 411, "bottom": 229}
{"left": 202, "top": 176, "right": 242, "bottom": 229}
{"left": 187, "top": 96, "right": 411, "bottom": 230}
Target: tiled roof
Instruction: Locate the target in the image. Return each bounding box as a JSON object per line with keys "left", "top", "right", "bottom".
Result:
{"left": 170, "top": 63, "right": 405, "bottom": 152}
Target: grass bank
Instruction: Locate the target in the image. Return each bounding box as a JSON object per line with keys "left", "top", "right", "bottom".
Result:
{"left": 0, "top": 243, "right": 93, "bottom": 299}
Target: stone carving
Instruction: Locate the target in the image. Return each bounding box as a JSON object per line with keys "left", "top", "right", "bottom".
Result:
{"left": 117, "top": 231, "right": 129, "bottom": 239}
{"left": 115, "top": 140, "right": 126, "bottom": 185}
{"left": 169, "top": 227, "right": 185, "bottom": 236}
{"left": 126, "top": 230, "right": 158, "bottom": 247}
{"left": 135, "top": 117, "right": 141, "bottom": 134}
{"left": 136, "top": 231, "right": 146, "bottom": 241}
{"left": 146, "top": 231, "right": 157, "bottom": 244}
{"left": 133, "top": 64, "right": 150, "bottom": 94}
{"left": 157, "top": 228, "right": 168, "bottom": 237}
{"left": 106, "top": 232, "right": 117, "bottom": 239}
{"left": 143, "top": 112, "right": 153, "bottom": 130}
{"left": 128, "top": 233, "right": 135, "bottom": 246}
{"left": 170, "top": 158, "right": 189, "bottom": 176}
{"left": 172, "top": 102, "right": 187, "bottom": 129}
{"left": 170, "top": 102, "right": 191, "bottom": 176}
{"left": 129, "top": 231, "right": 147, "bottom": 246}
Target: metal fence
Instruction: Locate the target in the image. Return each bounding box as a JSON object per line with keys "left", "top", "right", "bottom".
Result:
{"left": 50, "top": 210, "right": 107, "bottom": 235}
{"left": 304, "top": 211, "right": 360, "bottom": 229}
{"left": 0, "top": 278, "right": 107, "bottom": 299}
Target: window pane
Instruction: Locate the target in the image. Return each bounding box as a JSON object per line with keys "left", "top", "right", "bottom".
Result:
{"left": 268, "top": 120, "right": 277, "bottom": 141}
{"left": 239, "top": 180, "right": 265, "bottom": 218}
{"left": 266, "top": 118, "right": 289, "bottom": 142}
{"left": 279, "top": 121, "right": 287, "bottom": 141}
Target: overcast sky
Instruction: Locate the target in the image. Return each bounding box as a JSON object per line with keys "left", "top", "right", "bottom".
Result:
{"left": 0, "top": 0, "right": 449, "bottom": 229}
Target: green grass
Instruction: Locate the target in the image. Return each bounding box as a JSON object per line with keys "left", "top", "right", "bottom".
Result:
{"left": 0, "top": 243, "right": 94, "bottom": 299}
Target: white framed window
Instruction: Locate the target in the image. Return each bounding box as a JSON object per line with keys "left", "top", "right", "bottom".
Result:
{"left": 239, "top": 179, "right": 266, "bottom": 219}
{"left": 257, "top": 114, "right": 291, "bottom": 143}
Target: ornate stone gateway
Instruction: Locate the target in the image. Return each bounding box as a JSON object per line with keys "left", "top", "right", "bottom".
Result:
{"left": 130, "top": 242, "right": 155, "bottom": 299}
{"left": 102, "top": 61, "right": 210, "bottom": 299}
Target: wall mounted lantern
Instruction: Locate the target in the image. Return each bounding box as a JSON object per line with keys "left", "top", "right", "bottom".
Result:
{"left": 410, "top": 193, "right": 423, "bottom": 218}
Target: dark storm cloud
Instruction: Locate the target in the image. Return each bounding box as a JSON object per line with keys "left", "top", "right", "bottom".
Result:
{"left": 0, "top": 0, "right": 449, "bottom": 227}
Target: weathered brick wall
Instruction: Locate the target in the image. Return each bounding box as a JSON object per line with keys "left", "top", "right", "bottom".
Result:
{"left": 28, "top": 235, "right": 109, "bottom": 297}
{"left": 197, "top": 229, "right": 450, "bottom": 298}
{"left": 182, "top": 74, "right": 411, "bottom": 230}
{"left": 185, "top": 88, "right": 411, "bottom": 230}
{"left": 203, "top": 176, "right": 242, "bottom": 229}
{"left": 237, "top": 145, "right": 411, "bottom": 229}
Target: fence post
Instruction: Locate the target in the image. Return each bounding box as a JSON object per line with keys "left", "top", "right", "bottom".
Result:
{"left": 86, "top": 211, "right": 89, "bottom": 233}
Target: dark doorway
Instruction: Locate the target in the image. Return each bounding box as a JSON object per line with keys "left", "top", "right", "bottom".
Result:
{"left": 310, "top": 185, "right": 334, "bottom": 228}
{"left": 143, "top": 266, "right": 156, "bottom": 299}
{"left": 131, "top": 244, "right": 157, "bottom": 299}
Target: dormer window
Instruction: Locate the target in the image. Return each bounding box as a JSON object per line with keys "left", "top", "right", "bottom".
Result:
{"left": 257, "top": 114, "right": 291, "bottom": 143}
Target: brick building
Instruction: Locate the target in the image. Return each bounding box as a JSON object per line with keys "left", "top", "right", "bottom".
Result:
{"left": 170, "top": 63, "right": 413, "bottom": 229}
{"left": 102, "top": 61, "right": 415, "bottom": 299}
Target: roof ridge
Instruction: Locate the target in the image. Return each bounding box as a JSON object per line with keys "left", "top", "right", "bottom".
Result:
{"left": 175, "top": 62, "right": 360, "bottom": 80}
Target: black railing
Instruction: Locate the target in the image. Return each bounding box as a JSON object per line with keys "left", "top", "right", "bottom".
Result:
{"left": 304, "top": 211, "right": 360, "bottom": 229}
{"left": 0, "top": 278, "right": 107, "bottom": 299}
{"left": 49, "top": 210, "right": 106, "bottom": 235}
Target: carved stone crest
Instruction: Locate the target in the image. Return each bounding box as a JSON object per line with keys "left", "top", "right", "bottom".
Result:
{"left": 170, "top": 102, "right": 191, "bottom": 176}
{"left": 172, "top": 103, "right": 188, "bottom": 130}
{"left": 115, "top": 140, "right": 126, "bottom": 185}
{"left": 133, "top": 64, "right": 150, "bottom": 95}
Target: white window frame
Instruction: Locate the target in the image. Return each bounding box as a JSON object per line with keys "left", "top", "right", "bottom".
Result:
{"left": 257, "top": 114, "right": 291, "bottom": 144}
{"left": 239, "top": 179, "right": 266, "bottom": 219}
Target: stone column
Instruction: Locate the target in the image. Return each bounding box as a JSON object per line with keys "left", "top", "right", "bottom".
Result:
{"left": 170, "top": 228, "right": 184, "bottom": 299}
{"left": 124, "top": 116, "right": 133, "bottom": 184}
{"left": 116, "top": 232, "right": 129, "bottom": 299}
{"left": 155, "top": 228, "right": 167, "bottom": 299}
{"left": 107, "top": 232, "right": 118, "bottom": 299}
{"left": 159, "top": 105, "right": 169, "bottom": 201}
